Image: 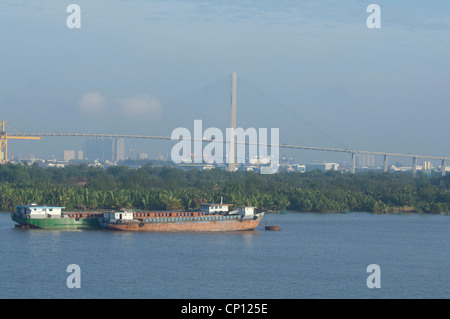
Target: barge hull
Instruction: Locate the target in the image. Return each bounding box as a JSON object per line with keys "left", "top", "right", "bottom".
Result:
{"left": 106, "top": 217, "right": 263, "bottom": 232}
{"left": 11, "top": 214, "right": 102, "bottom": 230}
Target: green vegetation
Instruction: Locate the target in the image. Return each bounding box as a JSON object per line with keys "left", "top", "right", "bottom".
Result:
{"left": 0, "top": 163, "right": 449, "bottom": 214}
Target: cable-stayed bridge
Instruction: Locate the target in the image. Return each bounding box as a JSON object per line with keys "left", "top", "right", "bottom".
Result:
{"left": 3, "top": 73, "right": 450, "bottom": 176}
{"left": 7, "top": 131, "right": 450, "bottom": 176}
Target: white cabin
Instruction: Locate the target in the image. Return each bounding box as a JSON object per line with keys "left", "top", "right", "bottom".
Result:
{"left": 238, "top": 206, "right": 255, "bottom": 217}
{"left": 103, "top": 211, "right": 134, "bottom": 221}
{"left": 15, "top": 203, "right": 65, "bottom": 219}
{"left": 200, "top": 204, "right": 234, "bottom": 214}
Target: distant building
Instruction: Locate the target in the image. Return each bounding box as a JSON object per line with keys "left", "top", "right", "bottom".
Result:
{"left": 116, "top": 138, "right": 125, "bottom": 161}
{"left": 305, "top": 162, "right": 339, "bottom": 172}
{"left": 422, "top": 160, "right": 432, "bottom": 171}
{"left": 292, "top": 164, "right": 306, "bottom": 173}
{"left": 84, "top": 137, "right": 125, "bottom": 162}
{"left": 249, "top": 156, "right": 271, "bottom": 165}
{"left": 63, "top": 150, "right": 75, "bottom": 161}
{"left": 139, "top": 152, "right": 149, "bottom": 160}
{"left": 358, "top": 154, "right": 375, "bottom": 168}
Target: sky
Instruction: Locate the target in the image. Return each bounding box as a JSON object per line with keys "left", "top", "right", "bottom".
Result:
{"left": 1, "top": 0, "right": 450, "bottom": 164}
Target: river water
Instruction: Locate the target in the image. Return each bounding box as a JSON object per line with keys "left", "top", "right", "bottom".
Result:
{"left": 0, "top": 212, "right": 448, "bottom": 299}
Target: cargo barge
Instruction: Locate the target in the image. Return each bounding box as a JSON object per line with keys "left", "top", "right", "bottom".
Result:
{"left": 12, "top": 203, "right": 103, "bottom": 229}
{"left": 12, "top": 202, "right": 265, "bottom": 232}
{"left": 100, "top": 203, "right": 265, "bottom": 232}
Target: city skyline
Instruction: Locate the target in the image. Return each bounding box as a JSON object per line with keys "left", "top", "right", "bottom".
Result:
{"left": 1, "top": 1, "right": 450, "bottom": 162}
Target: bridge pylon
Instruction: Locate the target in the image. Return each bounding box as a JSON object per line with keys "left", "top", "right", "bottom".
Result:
{"left": 228, "top": 72, "right": 237, "bottom": 172}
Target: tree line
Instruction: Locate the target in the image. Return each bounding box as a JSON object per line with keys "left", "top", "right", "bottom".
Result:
{"left": 0, "top": 162, "right": 449, "bottom": 214}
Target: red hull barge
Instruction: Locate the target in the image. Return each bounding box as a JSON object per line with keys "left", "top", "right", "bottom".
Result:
{"left": 100, "top": 204, "right": 265, "bottom": 232}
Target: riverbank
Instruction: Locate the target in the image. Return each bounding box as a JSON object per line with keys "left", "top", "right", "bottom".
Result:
{"left": 1, "top": 164, "right": 449, "bottom": 214}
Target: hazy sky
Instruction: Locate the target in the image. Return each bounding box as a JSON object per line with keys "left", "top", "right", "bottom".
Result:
{"left": 1, "top": 0, "right": 450, "bottom": 162}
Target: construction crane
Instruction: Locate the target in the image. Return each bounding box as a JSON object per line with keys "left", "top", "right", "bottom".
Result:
{"left": 0, "top": 120, "right": 42, "bottom": 164}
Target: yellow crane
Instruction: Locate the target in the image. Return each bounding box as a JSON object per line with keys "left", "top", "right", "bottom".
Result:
{"left": 0, "top": 120, "right": 42, "bottom": 164}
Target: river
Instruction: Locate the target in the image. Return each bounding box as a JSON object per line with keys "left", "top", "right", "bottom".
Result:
{"left": 0, "top": 211, "right": 448, "bottom": 299}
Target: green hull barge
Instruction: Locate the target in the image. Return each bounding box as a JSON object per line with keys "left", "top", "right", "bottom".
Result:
{"left": 12, "top": 203, "right": 103, "bottom": 230}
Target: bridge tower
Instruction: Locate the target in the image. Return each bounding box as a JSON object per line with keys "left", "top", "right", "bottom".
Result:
{"left": 228, "top": 72, "right": 237, "bottom": 172}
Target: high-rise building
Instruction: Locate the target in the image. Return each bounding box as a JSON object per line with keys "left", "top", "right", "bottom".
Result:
{"left": 116, "top": 138, "right": 125, "bottom": 161}
{"left": 358, "top": 154, "right": 375, "bottom": 168}
{"left": 84, "top": 138, "right": 125, "bottom": 162}
{"left": 422, "top": 160, "right": 432, "bottom": 171}
{"left": 63, "top": 150, "right": 76, "bottom": 161}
